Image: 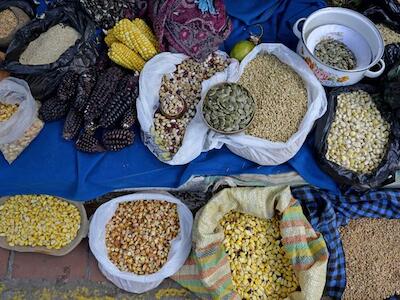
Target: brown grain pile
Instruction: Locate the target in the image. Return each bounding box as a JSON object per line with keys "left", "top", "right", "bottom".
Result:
{"left": 339, "top": 218, "right": 400, "bottom": 300}
{"left": 0, "top": 9, "right": 18, "bottom": 38}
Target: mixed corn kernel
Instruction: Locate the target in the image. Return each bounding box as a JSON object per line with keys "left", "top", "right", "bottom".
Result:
{"left": 0, "top": 195, "right": 81, "bottom": 249}
{"left": 0, "top": 102, "right": 19, "bottom": 121}
{"left": 220, "top": 211, "right": 299, "bottom": 299}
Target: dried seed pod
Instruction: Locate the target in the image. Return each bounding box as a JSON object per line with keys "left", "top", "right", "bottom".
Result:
{"left": 84, "top": 66, "right": 124, "bottom": 126}
{"left": 63, "top": 109, "right": 83, "bottom": 141}
{"left": 57, "top": 72, "right": 79, "bottom": 102}
{"left": 102, "top": 129, "right": 134, "bottom": 151}
{"left": 39, "top": 96, "right": 70, "bottom": 122}
{"left": 76, "top": 133, "right": 104, "bottom": 153}
{"left": 120, "top": 104, "right": 137, "bottom": 129}
{"left": 74, "top": 69, "right": 97, "bottom": 112}
{"left": 99, "top": 74, "right": 139, "bottom": 128}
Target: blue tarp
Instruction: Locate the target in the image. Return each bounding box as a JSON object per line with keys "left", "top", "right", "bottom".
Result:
{"left": 0, "top": 0, "right": 338, "bottom": 201}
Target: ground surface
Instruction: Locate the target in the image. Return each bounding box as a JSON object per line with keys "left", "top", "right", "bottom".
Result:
{"left": 0, "top": 239, "right": 194, "bottom": 300}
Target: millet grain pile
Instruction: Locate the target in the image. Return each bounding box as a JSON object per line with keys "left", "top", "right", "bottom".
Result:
{"left": 340, "top": 218, "right": 400, "bottom": 300}
{"left": 0, "top": 9, "right": 18, "bottom": 38}
{"left": 19, "top": 24, "right": 81, "bottom": 65}
{"left": 238, "top": 54, "right": 308, "bottom": 142}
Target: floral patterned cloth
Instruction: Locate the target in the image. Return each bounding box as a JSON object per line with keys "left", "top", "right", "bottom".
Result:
{"left": 148, "top": 0, "right": 232, "bottom": 61}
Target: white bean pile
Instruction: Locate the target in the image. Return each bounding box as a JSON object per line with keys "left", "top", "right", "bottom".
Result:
{"left": 326, "top": 90, "right": 390, "bottom": 174}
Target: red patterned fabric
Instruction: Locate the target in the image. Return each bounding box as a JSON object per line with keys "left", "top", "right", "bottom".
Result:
{"left": 149, "top": 0, "right": 232, "bottom": 61}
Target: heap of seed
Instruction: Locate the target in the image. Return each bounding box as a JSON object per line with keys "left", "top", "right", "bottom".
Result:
{"left": 19, "top": 24, "right": 81, "bottom": 65}
{"left": 0, "top": 102, "right": 19, "bottom": 121}
{"left": 376, "top": 24, "right": 400, "bottom": 46}
{"left": 314, "top": 39, "right": 357, "bottom": 70}
{"left": 340, "top": 218, "right": 400, "bottom": 300}
{"left": 105, "top": 200, "right": 180, "bottom": 275}
{"left": 238, "top": 54, "right": 308, "bottom": 142}
{"left": 153, "top": 53, "right": 228, "bottom": 159}
{"left": 0, "top": 9, "right": 18, "bottom": 38}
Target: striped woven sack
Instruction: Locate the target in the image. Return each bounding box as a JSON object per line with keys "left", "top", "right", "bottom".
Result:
{"left": 172, "top": 186, "right": 328, "bottom": 300}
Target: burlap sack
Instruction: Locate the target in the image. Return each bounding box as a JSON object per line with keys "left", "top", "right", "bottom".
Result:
{"left": 172, "top": 186, "right": 328, "bottom": 300}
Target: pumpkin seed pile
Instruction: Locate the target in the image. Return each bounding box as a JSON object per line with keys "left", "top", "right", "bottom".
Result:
{"left": 238, "top": 54, "right": 308, "bottom": 142}
{"left": 314, "top": 39, "right": 357, "bottom": 70}
{"left": 326, "top": 90, "right": 390, "bottom": 174}
{"left": 376, "top": 24, "right": 400, "bottom": 46}
{"left": 203, "top": 83, "right": 255, "bottom": 133}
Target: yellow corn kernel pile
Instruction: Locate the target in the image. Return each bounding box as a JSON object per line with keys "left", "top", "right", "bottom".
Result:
{"left": 220, "top": 211, "right": 299, "bottom": 299}
{"left": 0, "top": 195, "right": 81, "bottom": 249}
{"left": 0, "top": 102, "right": 19, "bottom": 121}
{"left": 106, "top": 18, "right": 158, "bottom": 71}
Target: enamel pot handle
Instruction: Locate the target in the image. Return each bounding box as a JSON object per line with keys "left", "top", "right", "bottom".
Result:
{"left": 293, "top": 18, "right": 306, "bottom": 39}
{"left": 365, "top": 59, "right": 385, "bottom": 78}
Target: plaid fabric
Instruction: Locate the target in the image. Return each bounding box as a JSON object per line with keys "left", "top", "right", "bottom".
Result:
{"left": 291, "top": 186, "right": 400, "bottom": 300}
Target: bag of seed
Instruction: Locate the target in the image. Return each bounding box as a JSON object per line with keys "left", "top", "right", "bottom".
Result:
{"left": 203, "top": 43, "right": 327, "bottom": 165}
{"left": 2, "top": 3, "right": 99, "bottom": 99}
{"left": 137, "top": 51, "right": 237, "bottom": 165}
{"left": 172, "top": 186, "right": 329, "bottom": 300}
{"left": 0, "top": 77, "right": 43, "bottom": 164}
{"left": 88, "top": 192, "right": 193, "bottom": 293}
{"left": 315, "top": 84, "right": 400, "bottom": 190}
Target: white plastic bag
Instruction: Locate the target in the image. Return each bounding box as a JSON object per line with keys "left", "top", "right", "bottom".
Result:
{"left": 203, "top": 44, "right": 327, "bottom": 165}
{"left": 0, "top": 77, "right": 42, "bottom": 164}
{"left": 88, "top": 192, "right": 193, "bottom": 293}
{"left": 137, "top": 51, "right": 238, "bottom": 165}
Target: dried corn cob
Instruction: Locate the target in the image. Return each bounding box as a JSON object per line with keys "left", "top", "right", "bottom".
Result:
{"left": 120, "top": 104, "right": 136, "bottom": 129}
{"left": 133, "top": 18, "right": 158, "bottom": 48}
{"left": 99, "top": 74, "right": 139, "bottom": 128}
{"left": 63, "top": 109, "right": 83, "bottom": 141}
{"left": 76, "top": 133, "right": 104, "bottom": 153}
{"left": 57, "top": 72, "right": 79, "bottom": 103}
{"left": 113, "top": 19, "right": 157, "bottom": 60}
{"left": 105, "top": 28, "right": 119, "bottom": 47}
{"left": 73, "top": 69, "right": 97, "bottom": 113}
{"left": 39, "top": 96, "right": 70, "bottom": 122}
{"left": 102, "top": 129, "right": 135, "bottom": 151}
{"left": 108, "top": 42, "right": 145, "bottom": 71}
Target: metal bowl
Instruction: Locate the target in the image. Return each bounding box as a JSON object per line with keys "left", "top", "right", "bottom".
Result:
{"left": 201, "top": 82, "right": 256, "bottom": 135}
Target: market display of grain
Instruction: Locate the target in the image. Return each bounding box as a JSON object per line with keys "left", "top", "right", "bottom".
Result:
{"left": 314, "top": 39, "right": 357, "bottom": 70}
{"left": 340, "top": 218, "right": 400, "bottom": 300}
{"left": 220, "top": 211, "right": 299, "bottom": 299}
{"left": 105, "top": 200, "right": 179, "bottom": 274}
{"left": 326, "top": 90, "right": 390, "bottom": 173}
{"left": 0, "top": 195, "right": 81, "bottom": 249}
{"left": 153, "top": 53, "right": 229, "bottom": 160}
{"left": 0, "top": 9, "right": 18, "bottom": 38}
{"left": 19, "top": 24, "right": 81, "bottom": 65}
{"left": 376, "top": 24, "right": 400, "bottom": 46}
{"left": 238, "top": 54, "right": 308, "bottom": 142}
{"left": 0, "top": 102, "right": 19, "bottom": 121}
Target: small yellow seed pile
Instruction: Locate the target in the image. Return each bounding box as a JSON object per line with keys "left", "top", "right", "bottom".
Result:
{"left": 0, "top": 195, "right": 81, "bottom": 249}
{"left": 106, "top": 200, "right": 179, "bottom": 275}
{"left": 220, "top": 211, "right": 299, "bottom": 299}
{"left": 0, "top": 102, "right": 19, "bottom": 121}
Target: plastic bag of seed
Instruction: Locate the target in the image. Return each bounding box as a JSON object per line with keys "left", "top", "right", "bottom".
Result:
{"left": 88, "top": 192, "right": 193, "bottom": 293}
{"left": 1, "top": 3, "right": 99, "bottom": 100}
{"left": 172, "top": 186, "right": 329, "bottom": 300}
{"left": 0, "top": 77, "right": 43, "bottom": 164}
{"left": 314, "top": 84, "right": 400, "bottom": 190}
{"left": 203, "top": 43, "right": 327, "bottom": 165}
{"left": 137, "top": 51, "right": 237, "bottom": 165}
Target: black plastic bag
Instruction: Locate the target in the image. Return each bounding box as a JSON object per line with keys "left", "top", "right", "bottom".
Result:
{"left": 315, "top": 84, "right": 400, "bottom": 190}
{"left": 1, "top": 3, "right": 99, "bottom": 99}
{"left": 0, "top": 0, "right": 35, "bottom": 18}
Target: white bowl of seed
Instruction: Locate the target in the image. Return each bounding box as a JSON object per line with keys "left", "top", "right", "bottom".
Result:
{"left": 293, "top": 7, "right": 385, "bottom": 87}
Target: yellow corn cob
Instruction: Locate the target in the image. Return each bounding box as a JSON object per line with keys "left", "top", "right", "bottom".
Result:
{"left": 133, "top": 18, "right": 158, "bottom": 48}
{"left": 105, "top": 28, "right": 118, "bottom": 47}
{"left": 108, "top": 42, "right": 145, "bottom": 71}
{"left": 113, "top": 18, "right": 157, "bottom": 61}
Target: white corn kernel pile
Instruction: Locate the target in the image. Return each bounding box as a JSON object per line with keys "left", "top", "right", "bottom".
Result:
{"left": 220, "top": 211, "right": 299, "bottom": 299}
{"left": 326, "top": 90, "right": 390, "bottom": 174}
{"left": 0, "top": 195, "right": 81, "bottom": 249}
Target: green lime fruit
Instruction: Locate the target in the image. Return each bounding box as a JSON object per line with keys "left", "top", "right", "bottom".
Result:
{"left": 230, "top": 40, "right": 255, "bottom": 62}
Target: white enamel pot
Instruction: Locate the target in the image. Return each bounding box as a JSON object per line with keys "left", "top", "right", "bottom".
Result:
{"left": 293, "top": 7, "right": 385, "bottom": 87}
